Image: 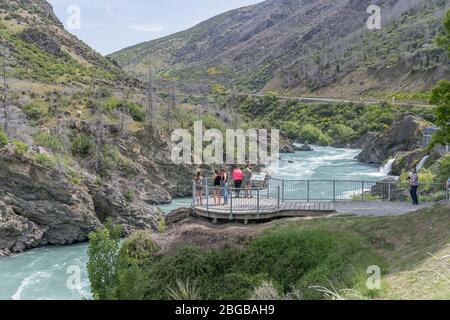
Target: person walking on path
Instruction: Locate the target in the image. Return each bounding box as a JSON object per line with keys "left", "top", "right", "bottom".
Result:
{"left": 213, "top": 169, "right": 222, "bottom": 206}
{"left": 221, "top": 168, "right": 229, "bottom": 205}
{"left": 244, "top": 164, "right": 253, "bottom": 198}
{"left": 232, "top": 165, "right": 244, "bottom": 198}
{"left": 408, "top": 168, "right": 419, "bottom": 205}
{"left": 193, "top": 170, "right": 204, "bottom": 205}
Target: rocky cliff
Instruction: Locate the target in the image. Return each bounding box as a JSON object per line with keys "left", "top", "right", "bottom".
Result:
{"left": 0, "top": 143, "right": 171, "bottom": 256}
{"left": 0, "top": 1, "right": 200, "bottom": 256}
{"left": 356, "top": 115, "right": 429, "bottom": 164}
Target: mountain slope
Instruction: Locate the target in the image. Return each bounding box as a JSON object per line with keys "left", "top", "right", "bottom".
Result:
{"left": 0, "top": 0, "right": 131, "bottom": 87}
{"left": 110, "top": 0, "right": 450, "bottom": 98}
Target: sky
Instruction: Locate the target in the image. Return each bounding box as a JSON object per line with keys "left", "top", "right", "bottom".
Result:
{"left": 47, "top": 0, "right": 264, "bottom": 55}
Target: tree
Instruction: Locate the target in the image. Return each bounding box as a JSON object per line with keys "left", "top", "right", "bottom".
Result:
{"left": 87, "top": 219, "right": 122, "bottom": 300}
{"left": 430, "top": 10, "right": 450, "bottom": 147}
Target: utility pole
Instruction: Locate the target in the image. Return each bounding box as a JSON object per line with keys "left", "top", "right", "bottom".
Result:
{"left": 1, "top": 41, "right": 8, "bottom": 137}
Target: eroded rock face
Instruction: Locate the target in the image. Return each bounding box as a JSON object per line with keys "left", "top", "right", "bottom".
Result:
{"left": 20, "top": 28, "right": 62, "bottom": 56}
{"left": 0, "top": 149, "right": 102, "bottom": 254}
{"left": 0, "top": 148, "right": 164, "bottom": 255}
{"left": 0, "top": 199, "right": 43, "bottom": 254}
{"left": 89, "top": 179, "right": 163, "bottom": 236}
{"left": 356, "top": 115, "right": 428, "bottom": 164}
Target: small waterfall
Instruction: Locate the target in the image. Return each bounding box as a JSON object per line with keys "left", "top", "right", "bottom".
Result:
{"left": 379, "top": 157, "right": 396, "bottom": 175}
{"left": 416, "top": 155, "right": 430, "bottom": 171}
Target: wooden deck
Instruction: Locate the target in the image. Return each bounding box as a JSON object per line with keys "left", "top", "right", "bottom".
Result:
{"left": 194, "top": 196, "right": 336, "bottom": 223}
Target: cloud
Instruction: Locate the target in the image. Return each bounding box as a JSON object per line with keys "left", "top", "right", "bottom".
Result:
{"left": 129, "top": 23, "right": 166, "bottom": 32}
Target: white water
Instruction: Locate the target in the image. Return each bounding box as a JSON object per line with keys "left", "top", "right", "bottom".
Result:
{"left": 416, "top": 155, "right": 430, "bottom": 171}
{"left": 379, "top": 158, "right": 396, "bottom": 176}
{"left": 0, "top": 145, "right": 389, "bottom": 300}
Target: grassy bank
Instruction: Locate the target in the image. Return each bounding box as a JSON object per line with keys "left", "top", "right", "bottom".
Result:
{"left": 87, "top": 205, "right": 450, "bottom": 300}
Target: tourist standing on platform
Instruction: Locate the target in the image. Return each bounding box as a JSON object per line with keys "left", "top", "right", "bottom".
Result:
{"left": 244, "top": 164, "right": 253, "bottom": 198}
{"left": 232, "top": 166, "right": 244, "bottom": 197}
{"left": 221, "top": 168, "right": 229, "bottom": 205}
{"left": 193, "top": 170, "right": 204, "bottom": 205}
{"left": 408, "top": 168, "right": 419, "bottom": 205}
{"left": 213, "top": 169, "right": 222, "bottom": 206}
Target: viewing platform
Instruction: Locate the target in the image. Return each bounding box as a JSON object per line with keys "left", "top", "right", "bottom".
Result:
{"left": 192, "top": 178, "right": 448, "bottom": 223}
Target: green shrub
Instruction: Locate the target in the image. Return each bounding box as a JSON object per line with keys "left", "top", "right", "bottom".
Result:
{"left": 298, "top": 124, "right": 331, "bottom": 145}
{"left": 0, "top": 128, "right": 8, "bottom": 146}
{"left": 139, "top": 229, "right": 382, "bottom": 300}
{"left": 126, "top": 101, "right": 145, "bottom": 122}
{"left": 327, "top": 124, "right": 356, "bottom": 145}
{"left": 299, "top": 124, "right": 323, "bottom": 143}
{"left": 101, "top": 145, "right": 134, "bottom": 176}
{"left": 103, "top": 97, "right": 145, "bottom": 122}
{"left": 12, "top": 140, "right": 28, "bottom": 155}
{"left": 158, "top": 218, "right": 167, "bottom": 233}
{"left": 68, "top": 169, "right": 82, "bottom": 185}
{"left": 437, "top": 154, "right": 450, "bottom": 183}
{"left": 22, "top": 102, "right": 48, "bottom": 120}
{"left": 118, "top": 230, "right": 160, "bottom": 267}
{"left": 124, "top": 190, "right": 134, "bottom": 203}
{"left": 71, "top": 134, "right": 94, "bottom": 157}
{"left": 35, "top": 153, "right": 54, "bottom": 166}
{"left": 280, "top": 121, "right": 301, "bottom": 139}
{"left": 34, "top": 132, "right": 65, "bottom": 153}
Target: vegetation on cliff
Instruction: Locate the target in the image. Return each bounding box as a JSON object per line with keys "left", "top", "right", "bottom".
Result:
{"left": 235, "top": 93, "right": 434, "bottom": 146}
{"left": 430, "top": 9, "right": 450, "bottom": 147}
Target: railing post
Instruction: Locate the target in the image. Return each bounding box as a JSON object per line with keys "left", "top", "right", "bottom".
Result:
{"left": 333, "top": 180, "right": 336, "bottom": 202}
{"left": 388, "top": 182, "right": 391, "bottom": 201}
{"left": 192, "top": 182, "right": 195, "bottom": 207}
{"left": 361, "top": 181, "right": 365, "bottom": 201}
{"left": 281, "top": 180, "right": 285, "bottom": 201}
{"left": 229, "top": 187, "right": 233, "bottom": 220}
{"left": 277, "top": 186, "right": 280, "bottom": 212}
{"left": 307, "top": 180, "right": 310, "bottom": 202}
{"left": 206, "top": 182, "right": 209, "bottom": 217}
{"left": 257, "top": 188, "right": 260, "bottom": 219}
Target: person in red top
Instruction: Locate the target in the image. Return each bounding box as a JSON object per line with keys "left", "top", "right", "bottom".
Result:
{"left": 232, "top": 165, "right": 244, "bottom": 198}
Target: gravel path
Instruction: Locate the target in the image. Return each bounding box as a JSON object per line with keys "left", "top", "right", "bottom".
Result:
{"left": 334, "top": 201, "right": 438, "bottom": 216}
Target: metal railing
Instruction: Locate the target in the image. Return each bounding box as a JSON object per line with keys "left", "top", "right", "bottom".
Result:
{"left": 192, "top": 181, "right": 281, "bottom": 216}
{"left": 269, "top": 178, "right": 449, "bottom": 202}
{"left": 193, "top": 178, "right": 449, "bottom": 215}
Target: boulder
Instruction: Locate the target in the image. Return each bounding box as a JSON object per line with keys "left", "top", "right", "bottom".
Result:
{"left": 166, "top": 207, "right": 194, "bottom": 226}
{"left": 297, "top": 143, "right": 313, "bottom": 152}
{"left": 356, "top": 115, "right": 429, "bottom": 164}
{"left": 0, "top": 199, "right": 43, "bottom": 255}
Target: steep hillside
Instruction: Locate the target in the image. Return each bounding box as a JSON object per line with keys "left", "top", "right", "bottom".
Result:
{"left": 110, "top": 0, "right": 450, "bottom": 98}
{"left": 0, "top": 0, "right": 198, "bottom": 256}
{"left": 0, "top": 0, "right": 131, "bottom": 87}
